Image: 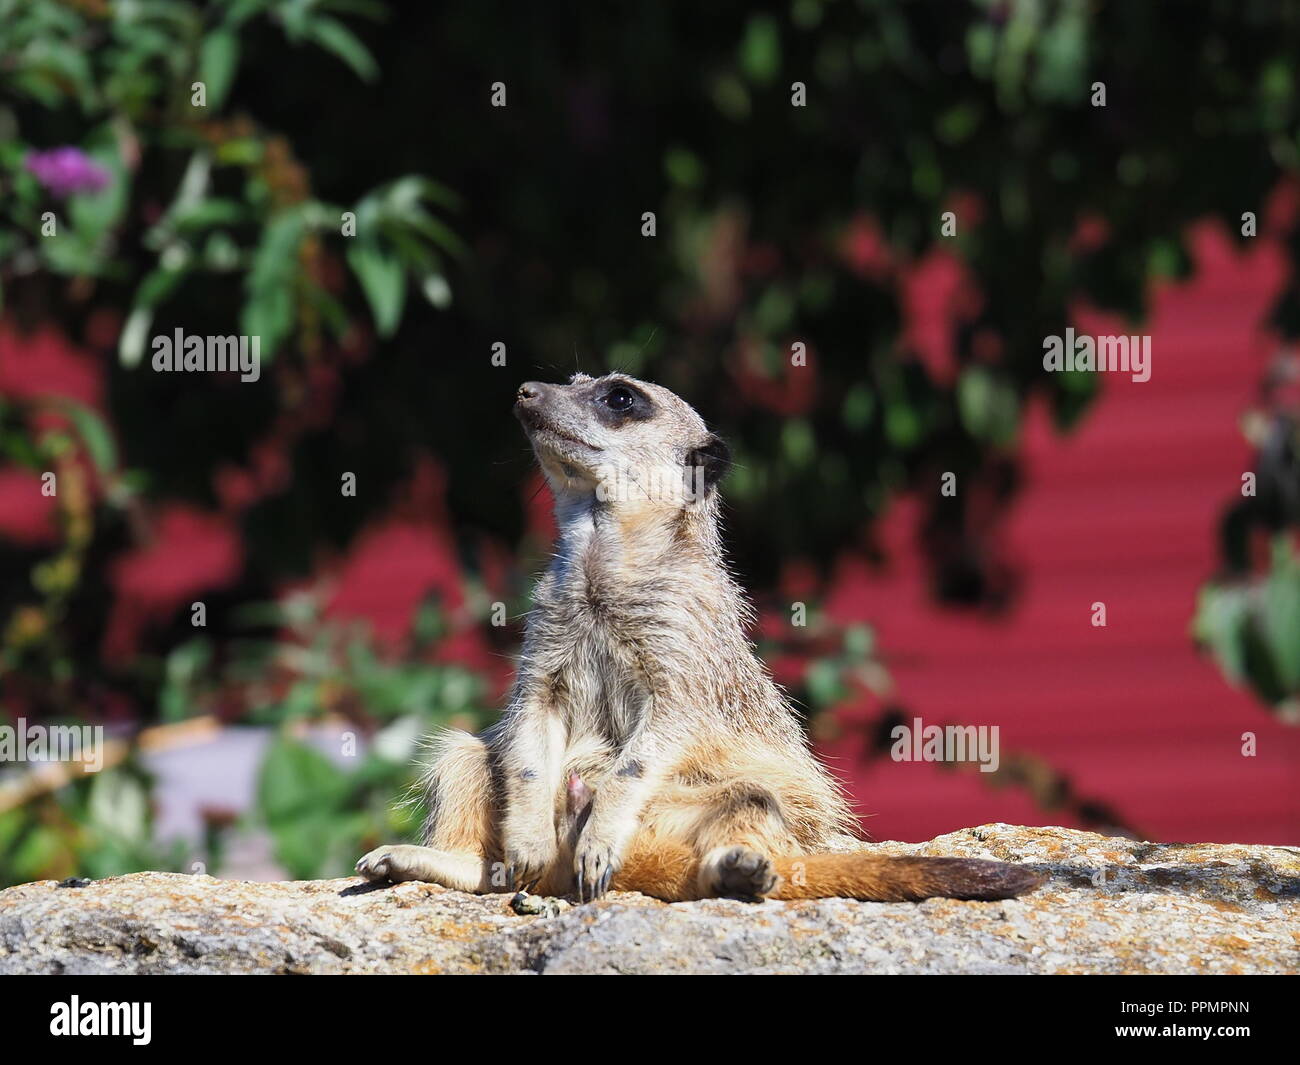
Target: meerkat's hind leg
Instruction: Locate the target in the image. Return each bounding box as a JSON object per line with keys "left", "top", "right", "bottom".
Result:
{"left": 420, "top": 728, "right": 499, "bottom": 855}
{"left": 698, "top": 845, "right": 779, "bottom": 899}
{"left": 681, "top": 781, "right": 794, "bottom": 900}
{"left": 355, "top": 844, "right": 496, "bottom": 892}
{"left": 356, "top": 728, "right": 504, "bottom": 893}
{"left": 625, "top": 779, "right": 792, "bottom": 901}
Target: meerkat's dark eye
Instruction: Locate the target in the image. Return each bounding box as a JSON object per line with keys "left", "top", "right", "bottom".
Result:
{"left": 603, "top": 386, "right": 635, "bottom": 412}
{"left": 593, "top": 381, "right": 653, "bottom": 425}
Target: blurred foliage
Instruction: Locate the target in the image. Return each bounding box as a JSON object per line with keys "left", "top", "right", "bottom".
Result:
{"left": 1195, "top": 537, "right": 1300, "bottom": 721}
{"left": 0, "top": 760, "right": 190, "bottom": 884}
{"left": 1194, "top": 350, "right": 1300, "bottom": 721}
{"left": 0, "top": 0, "right": 459, "bottom": 366}
{"left": 0, "top": 0, "right": 465, "bottom": 884}
{"left": 0, "top": 394, "right": 117, "bottom": 681}
{"left": 335, "top": 0, "right": 1297, "bottom": 596}
{"left": 179, "top": 592, "right": 498, "bottom": 880}
{"left": 1, "top": 0, "right": 1299, "bottom": 884}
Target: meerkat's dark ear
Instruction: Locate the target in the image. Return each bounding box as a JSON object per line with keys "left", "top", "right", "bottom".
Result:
{"left": 685, "top": 434, "right": 731, "bottom": 500}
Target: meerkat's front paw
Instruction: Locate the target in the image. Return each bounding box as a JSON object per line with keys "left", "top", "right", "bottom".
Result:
{"left": 503, "top": 834, "right": 559, "bottom": 891}
{"left": 574, "top": 835, "right": 624, "bottom": 902}
{"left": 356, "top": 845, "right": 401, "bottom": 882}
{"left": 355, "top": 844, "right": 430, "bottom": 883}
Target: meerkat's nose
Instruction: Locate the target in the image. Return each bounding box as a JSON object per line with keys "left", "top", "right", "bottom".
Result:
{"left": 516, "top": 381, "right": 553, "bottom": 423}
{"left": 515, "top": 382, "right": 553, "bottom": 428}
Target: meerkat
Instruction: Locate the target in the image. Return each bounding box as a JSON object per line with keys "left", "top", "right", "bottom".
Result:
{"left": 356, "top": 373, "right": 1045, "bottom": 903}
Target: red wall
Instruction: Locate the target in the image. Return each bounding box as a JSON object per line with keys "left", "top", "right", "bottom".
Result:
{"left": 825, "top": 220, "right": 1300, "bottom": 846}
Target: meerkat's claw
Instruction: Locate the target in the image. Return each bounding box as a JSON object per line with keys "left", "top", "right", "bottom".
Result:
{"left": 503, "top": 831, "right": 559, "bottom": 891}
{"left": 356, "top": 849, "right": 393, "bottom": 882}
{"left": 575, "top": 840, "right": 622, "bottom": 902}
{"left": 506, "top": 863, "right": 540, "bottom": 893}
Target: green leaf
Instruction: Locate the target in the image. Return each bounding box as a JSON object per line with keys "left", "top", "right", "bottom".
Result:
{"left": 346, "top": 242, "right": 405, "bottom": 336}
{"left": 87, "top": 771, "right": 150, "bottom": 845}
{"left": 805, "top": 659, "right": 846, "bottom": 709}
{"left": 265, "top": 805, "right": 371, "bottom": 880}
{"left": 198, "top": 30, "right": 240, "bottom": 109}
{"left": 958, "top": 366, "right": 1020, "bottom": 445}
{"left": 242, "top": 211, "right": 305, "bottom": 356}
{"left": 1192, "top": 584, "right": 1249, "bottom": 685}
{"left": 739, "top": 15, "right": 780, "bottom": 85}
{"left": 400, "top": 207, "right": 466, "bottom": 257}
{"left": 56, "top": 400, "right": 117, "bottom": 474}
{"left": 1263, "top": 543, "right": 1300, "bottom": 691}
{"left": 242, "top": 286, "right": 294, "bottom": 359}
{"left": 304, "top": 14, "right": 378, "bottom": 81}
{"left": 25, "top": 39, "right": 96, "bottom": 109}
{"left": 1242, "top": 615, "right": 1289, "bottom": 706}
{"left": 171, "top": 197, "right": 247, "bottom": 233}
{"left": 67, "top": 145, "right": 126, "bottom": 242}
{"left": 119, "top": 306, "right": 153, "bottom": 368}
{"left": 381, "top": 176, "right": 461, "bottom": 213}
{"left": 160, "top": 639, "right": 213, "bottom": 721}
{"left": 120, "top": 265, "right": 190, "bottom": 367}
{"left": 257, "top": 735, "right": 349, "bottom": 828}
{"left": 257, "top": 735, "right": 363, "bottom": 878}
{"left": 136, "top": 265, "right": 189, "bottom": 308}
{"left": 780, "top": 419, "right": 815, "bottom": 468}
{"left": 843, "top": 625, "right": 874, "bottom": 661}
{"left": 664, "top": 146, "right": 704, "bottom": 188}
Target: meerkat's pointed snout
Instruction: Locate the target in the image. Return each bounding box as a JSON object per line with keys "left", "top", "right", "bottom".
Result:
{"left": 514, "top": 381, "right": 556, "bottom": 436}
{"left": 514, "top": 380, "right": 548, "bottom": 418}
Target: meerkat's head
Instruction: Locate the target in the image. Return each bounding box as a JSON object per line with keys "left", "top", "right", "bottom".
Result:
{"left": 515, "top": 372, "right": 730, "bottom": 517}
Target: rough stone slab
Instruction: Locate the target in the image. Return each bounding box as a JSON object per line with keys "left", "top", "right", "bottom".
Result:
{"left": 1, "top": 824, "right": 1295, "bottom": 974}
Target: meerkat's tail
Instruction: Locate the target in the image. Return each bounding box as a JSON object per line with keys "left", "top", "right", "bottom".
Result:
{"left": 770, "top": 853, "right": 1046, "bottom": 902}
{"left": 614, "top": 841, "right": 1046, "bottom": 902}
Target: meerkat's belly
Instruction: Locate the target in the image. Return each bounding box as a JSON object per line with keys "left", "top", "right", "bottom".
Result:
{"left": 553, "top": 621, "right": 648, "bottom": 746}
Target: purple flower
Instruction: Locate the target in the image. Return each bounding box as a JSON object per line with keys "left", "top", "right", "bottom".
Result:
{"left": 24, "top": 147, "right": 111, "bottom": 197}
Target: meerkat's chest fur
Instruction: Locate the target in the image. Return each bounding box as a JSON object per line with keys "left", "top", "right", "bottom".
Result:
{"left": 522, "top": 507, "right": 669, "bottom": 748}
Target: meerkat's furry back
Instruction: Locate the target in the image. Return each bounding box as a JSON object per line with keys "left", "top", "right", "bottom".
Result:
{"left": 356, "top": 372, "right": 1044, "bottom": 904}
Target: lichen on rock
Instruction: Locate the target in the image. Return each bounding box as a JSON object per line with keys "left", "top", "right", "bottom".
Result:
{"left": 1, "top": 825, "right": 1295, "bottom": 974}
